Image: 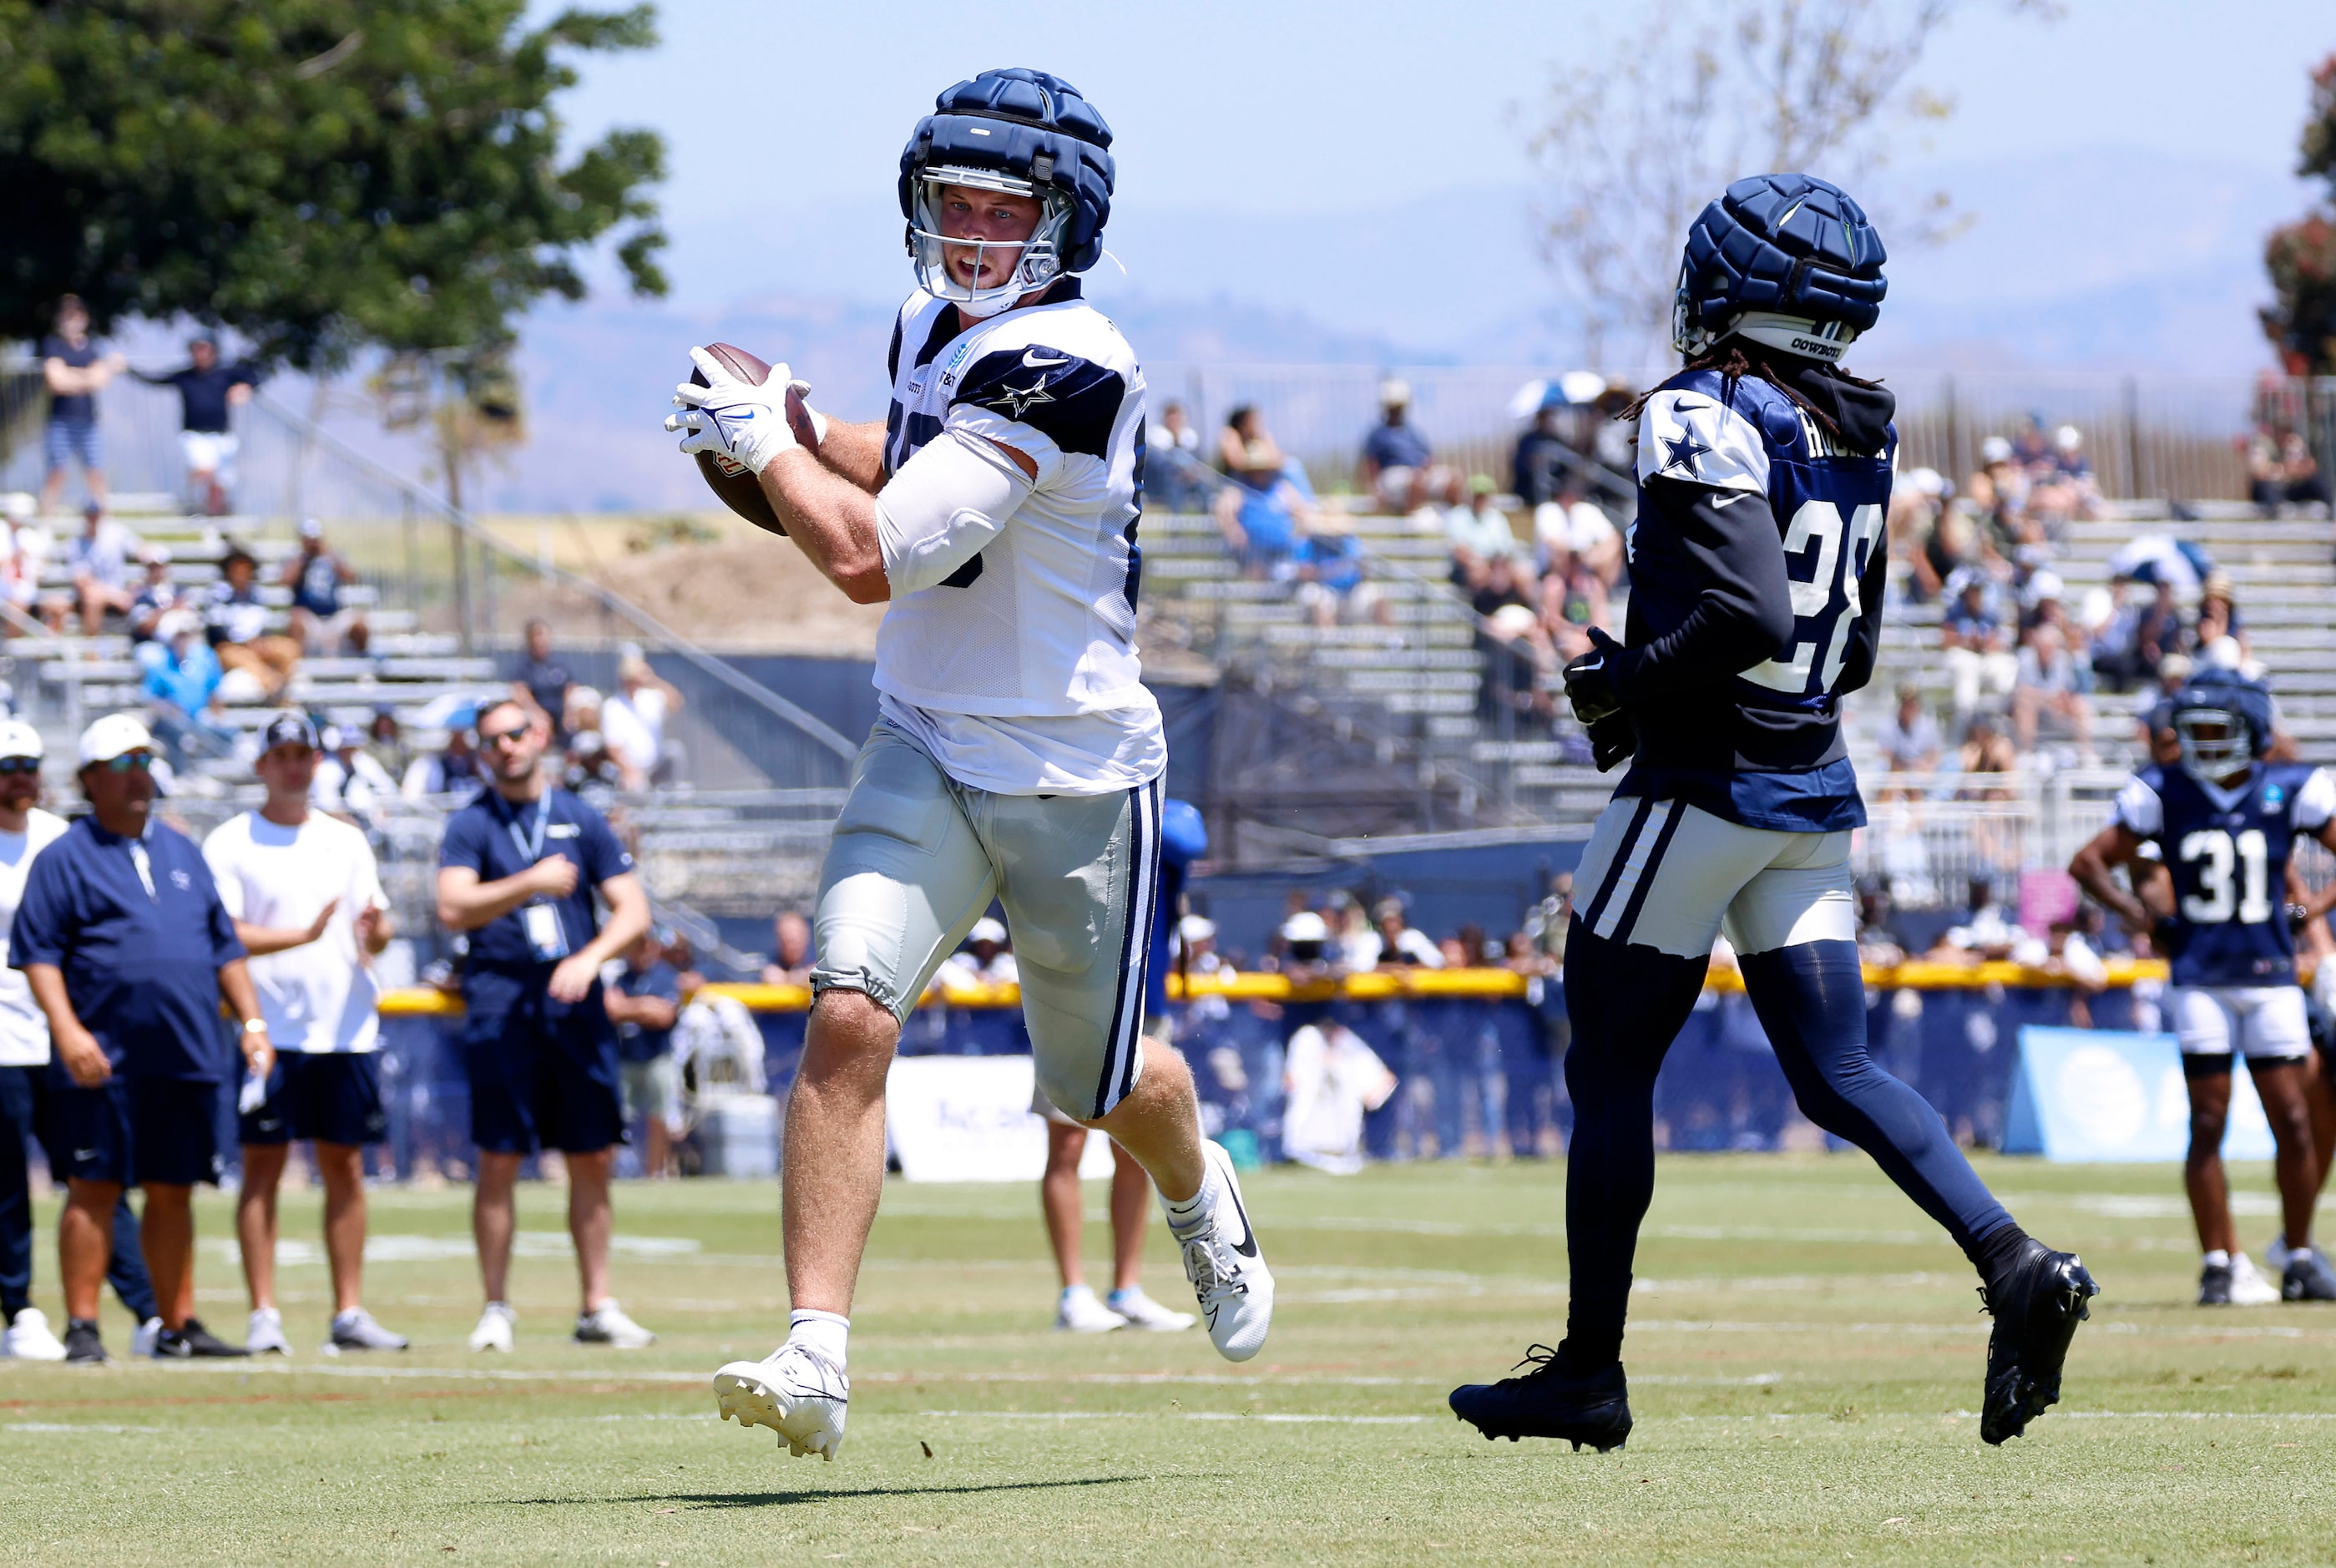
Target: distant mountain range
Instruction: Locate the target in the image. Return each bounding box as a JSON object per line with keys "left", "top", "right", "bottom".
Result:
{"left": 293, "top": 145, "right": 2319, "bottom": 512}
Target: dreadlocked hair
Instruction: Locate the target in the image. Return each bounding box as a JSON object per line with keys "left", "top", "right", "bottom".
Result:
{"left": 1622, "top": 341, "right": 1886, "bottom": 441}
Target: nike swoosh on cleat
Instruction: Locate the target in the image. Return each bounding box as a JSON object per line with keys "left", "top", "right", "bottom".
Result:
{"left": 1220, "top": 1176, "right": 1260, "bottom": 1258}
{"left": 1022, "top": 350, "right": 1069, "bottom": 368}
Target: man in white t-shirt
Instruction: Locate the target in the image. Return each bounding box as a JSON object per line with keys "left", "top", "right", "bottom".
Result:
{"left": 203, "top": 712, "right": 406, "bottom": 1355}
{"left": 0, "top": 721, "right": 163, "bottom": 1360}
{"left": 601, "top": 653, "right": 680, "bottom": 790}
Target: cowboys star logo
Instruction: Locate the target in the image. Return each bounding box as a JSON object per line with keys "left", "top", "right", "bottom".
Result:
{"left": 987, "top": 375, "right": 1056, "bottom": 420}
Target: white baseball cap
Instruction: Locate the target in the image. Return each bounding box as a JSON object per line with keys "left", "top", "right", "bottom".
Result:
{"left": 1281, "top": 911, "right": 1331, "bottom": 943}
{"left": 1178, "top": 914, "right": 1217, "bottom": 943}
{"left": 0, "top": 721, "right": 41, "bottom": 762}
{"left": 78, "top": 712, "right": 154, "bottom": 766}
{"left": 299, "top": 518, "right": 324, "bottom": 539}
{"left": 968, "top": 916, "right": 1008, "bottom": 945}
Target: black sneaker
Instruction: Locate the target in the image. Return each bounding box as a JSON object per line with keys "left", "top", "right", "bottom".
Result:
{"left": 2282, "top": 1248, "right": 2336, "bottom": 1302}
{"left": 2197, "top": 1259, "right": 2233, "bottom": 1306}
{"left": 62, "top": 1318, "right": 108, "bottom": 1364}
{"left": 1979, "top": 1239, "right": 2099, "bottom": 1445}
{"left": 1448, "top": 1345, "right": 1633, "bottom": 1452}
{"left": 154, "top": 1318, "right": 251, "bottom": 1359}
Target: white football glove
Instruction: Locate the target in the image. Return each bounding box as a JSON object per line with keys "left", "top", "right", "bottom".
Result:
{"left": 666, "top": 346, "right": 799, "bottom": 475}
{"left": 786, "top": 377, "right": 830, "bottom": 448}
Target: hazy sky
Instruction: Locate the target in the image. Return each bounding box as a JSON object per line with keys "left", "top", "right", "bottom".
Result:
{"left": 551, "top": 1, "right": 2334, "bottom": 226}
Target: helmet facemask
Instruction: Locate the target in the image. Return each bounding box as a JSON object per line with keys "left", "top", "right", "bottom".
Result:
{"left": 908, "top": 165, "right": 1074, "bottom": 319}
{"left": 2175, "top": 706, "right": 2254, "bottom": 788}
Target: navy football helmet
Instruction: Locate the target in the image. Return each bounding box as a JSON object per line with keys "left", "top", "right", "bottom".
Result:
{"left": 898, "top": 68, "right": 1115, "bottom": 317}
{"left": 1671, "top": 173, "right": 1888, "bottom": 363}
{"left": 2172, "top": 675, "right": 2274, "bottom": 787}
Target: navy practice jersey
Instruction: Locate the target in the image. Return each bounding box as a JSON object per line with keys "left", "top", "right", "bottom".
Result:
{"left": 1607, "top": 364, "right": 1895, "bottom": 832}
{"left": 2113, "top": 761, "right": 2336, "bottom": 987}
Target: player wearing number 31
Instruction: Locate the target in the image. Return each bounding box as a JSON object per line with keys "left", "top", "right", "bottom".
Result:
{"left": 2070, "top": 675, "right": 2336, "bottom": 1306}
{"left": 1449, "top": 175, "right": 2096, "bottom": 1454}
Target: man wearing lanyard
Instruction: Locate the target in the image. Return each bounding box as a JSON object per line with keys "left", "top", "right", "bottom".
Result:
{"left": 10, "top": 714, "right": 273, "bottom": 1362}
{"left": 436, "top": 698, "right": 655, "bottom": 1351}
{"left": 0, "top": 720, "right": 164, "bottom": 1360}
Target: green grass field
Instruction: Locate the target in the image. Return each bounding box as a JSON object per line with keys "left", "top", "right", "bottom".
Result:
{"left": 2, "top": 1156, "right": 2332, "bottom": 1565}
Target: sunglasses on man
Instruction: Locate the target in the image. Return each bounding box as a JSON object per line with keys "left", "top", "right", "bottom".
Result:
{"left": 0, "top": 757, "right": 38, "bottom": 776}
{"left": 94, "top": 752, "right": 154, "bottom": 773}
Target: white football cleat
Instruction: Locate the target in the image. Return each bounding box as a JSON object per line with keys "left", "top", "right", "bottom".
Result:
{"left": 468, "top": 1302, "right": 516, "bottom": 1353}
{"left": 130, "top": 1316, "right": 163, "bottom": 1358}
{"left": 246, "top": 1307, "right": 291, "bottom": 1355}
{"left": 714, "top": 1343, "right": 849, "bottom": 1461}
{"left": 1173, "top": 1139, "right": 1274, "bottom": 1362}
{"left": 3, "top": 1307, "right": 67, "bottom": 1361}
{"left": 2229, "top": 1252, "right": 2283, "bottom": 1306}
{"left": 1105, "top": 1286, "right": 1196, "bottom": 1333}
{"left": 1054, "top": 1284, "right": 1127, "bottom": 1333}
{"left": 329, "top": 1308, "right": 410, "bottom": 1353}
{"left": 574, "top": 1300, "right": 655, "bottom": 1348}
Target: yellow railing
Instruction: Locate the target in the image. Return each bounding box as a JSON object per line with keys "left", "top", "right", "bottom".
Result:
{"left": 374, "top": 959, "right": 2172, "bottom": 1017}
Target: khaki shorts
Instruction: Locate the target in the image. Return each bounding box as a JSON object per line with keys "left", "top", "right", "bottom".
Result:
{"left": 812, "top": 721, "right": 1162, "bottom": 1120}
{"left": 620, "top": 1053, "right": 684, "bottom": 1134}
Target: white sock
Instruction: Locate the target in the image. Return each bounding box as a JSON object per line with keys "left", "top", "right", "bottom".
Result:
{"left": 1160, "top": 1163, "right": 1222, "bottom": 1239}
{"left": 788, "top": 1308, "right": 849, "bottom": 1365}
{"left": 2203, "top": 1249, "right": 2230, "bottom": 1267}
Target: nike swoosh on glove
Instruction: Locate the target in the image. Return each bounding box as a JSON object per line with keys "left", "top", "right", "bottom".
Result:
{"left": 1562, "top": 626, "right": 1626, "bottom": 727}
{"left": 666, "top": 346, "right": 800, "bottom": 474}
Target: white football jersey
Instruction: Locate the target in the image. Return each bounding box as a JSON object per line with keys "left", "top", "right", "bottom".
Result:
{"left": 873, "top": 281, "right": 1163, "bottom": 796}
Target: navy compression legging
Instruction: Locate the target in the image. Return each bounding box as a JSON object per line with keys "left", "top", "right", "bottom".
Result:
{"left": 1560, "top": 928, "right": 2012, "bottom": 1367}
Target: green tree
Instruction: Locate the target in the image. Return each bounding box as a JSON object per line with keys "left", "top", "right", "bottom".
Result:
{"left": 0, "top": 1, "right": 666, "bottom": 369}
{"left": 2263, "top": 54, "right": 2336, "bottom": 376}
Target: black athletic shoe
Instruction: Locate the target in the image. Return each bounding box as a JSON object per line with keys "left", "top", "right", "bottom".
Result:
{"left": 1979, "top": 1239, "right": 2099, "bottom": 1445}
{"left": 153, "top": 1318, "right": 250, "bottom": 1359}
{"left": 2197, "top": 1259, "right": 2233, "bottom": 1306}
{"left": 1448, "top": 1346, "right": 1633, "bottom": 1452}
{"left": 2282, "top": 1248, "right": 2336, "bottom": 1302}
{"left": 62, "top": 1318, "right": 108, "bottom": 1364}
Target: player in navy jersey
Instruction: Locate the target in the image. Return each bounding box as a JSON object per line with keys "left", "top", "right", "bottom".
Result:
{"left": 2071, "top": 675, "right": 2336, "bottom": 1302}
{"left": 1449, "top": 175, "right": 2096, "bottom": 1452}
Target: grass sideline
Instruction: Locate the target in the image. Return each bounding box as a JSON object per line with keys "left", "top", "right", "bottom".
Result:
{"left": 2, "top": 1155, "right": 2332, "bottom": 1565}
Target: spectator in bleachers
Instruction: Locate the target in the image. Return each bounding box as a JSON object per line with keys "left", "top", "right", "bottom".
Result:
{"left": 2091, "top": 574, "right": 2183, "bottom": 693}
{"left": 1889, "top": 468, "right": 1949, "bottom": 600}
{"left": 2011, "top": 912, "right": 2109, "bottom": 1029}
{"left": 282, "top": 520, "right": 368, "bottom": 656}
{"left": 1363, "top": 897, "right": 1443, "bottom": 969}
{"left": 1359, "top": 378, "right": 1438, "bottom": 513}
{"left": 2010, "top": 412, "right": 2052, "bottom": 473}
{"left": 1924, "top": 875, "right": 2023, "bottom": 964}
{"left": 130, "top": 337, "right": 258, "bottom": 518}
{"left": 1531, "top": 475, "right": 1624, "bottom": 593}
{"left": 1, "top": 497, "right": 49, "bottom": 638}
{"left": 1444, "top": 475, "right": 1526, "bottom": 585}
{"left": 602, "top": 653, "right": 682, "bottom": 789}
{"left": 362, "top": 710, "right": 412, "bottom": 787}
{"left": 1879, "top": 683, "right": 1942, "bottom": 777}
{"left": 38, "top": 297, "right": 124, "bottom": 518}
{"left": 126, "top": 547, "right": 181, "bottom": 648}
{"left": 2193, "top": 570, "right": 2248, "bottom": 663}
{"left": 1212, "top": 406, "right": 1315, "bottom": 578}
{"left": 2011, "top": 621, "right": 2094, "bottom": 758}
{"left": 311, "top": 726, "right": 395, "bottom": 828}
{"left": 62, "top": 500, "right": 135, "bottom": 638}
{"left": 140, "top": 611, "right": 232, "bottom": 766}
{"left": 1147, "top": 400, "right": 1215, "bottom": 514}
{"left": 510, "top": 620, "right": 574, "bottom": 743}
{"left": 1905, "top": 498, "right": 1979, "bottom": 604}
{"left": 761, "top": 910, "right": 813, "bottom": 985}
{"left": 400, "top": 726, "right": 481, "bottom": 799}
{"left": 1939, "top": 569, "right": 2016, "bottom": 714}
{"left": 1512, "top": 401, "right": 1569, "bottom": 510}
{"left": 2024, "top": 425, "right": 2101, "bottom": 534}
{"left": 205, "top": 546, "right": 300, "bottom": 701}
{"left": 1291, "top": 524, "right": 1383, "bottom": 629}
{"left": 2248, "top": 427, "right": 2331, "bottom": 518}
{"left": 937, "top": 916, "right": 1017, "bottom": 999}
{"left": 1955, "top": 708, "right": 2019, "bottom": 796}
{"left": 1964, "top": 437, "right": 2031, "bottom": 556}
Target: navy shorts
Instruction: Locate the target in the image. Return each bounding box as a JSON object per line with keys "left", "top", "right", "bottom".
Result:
{"left": 46, "top": 1077, "right": 225, "bottom": 1188}
{"left": 460, "top": 968, "right": 624, "bottom": 1156}
{"left": 239, "top": 1052, "right": 387, "bottom": 1148}
{"left": 44, "top": 417, "right": 100, "bottom": 472}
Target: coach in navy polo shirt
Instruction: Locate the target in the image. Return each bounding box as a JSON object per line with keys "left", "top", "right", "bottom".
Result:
{"left": 11, "top": 713, "right": 273, "bottom": 1362}
{"left": 437, "top": 696, "right": 655, "bottom": 1352}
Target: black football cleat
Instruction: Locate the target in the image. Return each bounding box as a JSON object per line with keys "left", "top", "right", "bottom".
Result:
{"left": 2197, "top": 1258, "right": 2233, "bottom": 1306}
{"left": 2282, "top": 1248, "right": 2336, "bottom": 1302}
{"left": 1979, "top": 1239, "right": 2098, "bottom": 1445}
{"left": 153, "top": 1318, "right": 251, "bottom": 1359}
{"left": 1449, "top": 1346, "right": 1632, "bottom": 1452}
{"left": 62, "top": 1318, "right": 109, "bottom": 1364}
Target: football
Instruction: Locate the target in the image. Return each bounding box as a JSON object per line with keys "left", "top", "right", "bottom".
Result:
{"left": 686, "top": 341, "right": 789, "bottom": 535}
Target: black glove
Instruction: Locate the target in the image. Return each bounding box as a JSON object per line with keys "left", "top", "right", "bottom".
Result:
{"left": 1561, "top": 627, "right": 1626, "bottom": 727}
{"left": 1585, "top": 711, "right": 1636, "bottom": 772}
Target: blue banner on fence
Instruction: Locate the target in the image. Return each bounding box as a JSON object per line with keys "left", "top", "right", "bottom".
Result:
{"left": 2002, "top": 1026, "right": 2275, "bottom": 1162}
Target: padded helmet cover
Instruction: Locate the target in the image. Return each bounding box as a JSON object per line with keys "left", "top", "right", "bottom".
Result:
{"left": 898, "top": 68, "right": 1115, "bottom": 273}
{"left": 1675, "top": 173, "right": 1888, "bottom": 354}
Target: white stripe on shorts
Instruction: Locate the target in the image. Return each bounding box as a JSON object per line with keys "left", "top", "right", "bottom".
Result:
{"left": 1095, "top": 779, "right": 1162, "bottom": 1117}
{"left": 1590, "top": 799, "right": 1675, "bottom": 942}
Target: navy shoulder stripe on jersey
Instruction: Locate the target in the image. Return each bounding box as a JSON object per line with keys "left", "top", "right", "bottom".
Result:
{"left": 887, "top": 313, "right": 904, "bottom": 384}
{"left": 913, "top": 306, "right": 962, "bottom": 372}
{"left": 951, "top": 346, "right": 1125, "bottom": 459}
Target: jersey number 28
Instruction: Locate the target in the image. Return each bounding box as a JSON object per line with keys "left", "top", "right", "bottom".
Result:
{"left": 1742, "top": 499, "right": 1883, "bottom": 698}
{"left": 2178, "top": 828, "right": 2272, "bottom": 925}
